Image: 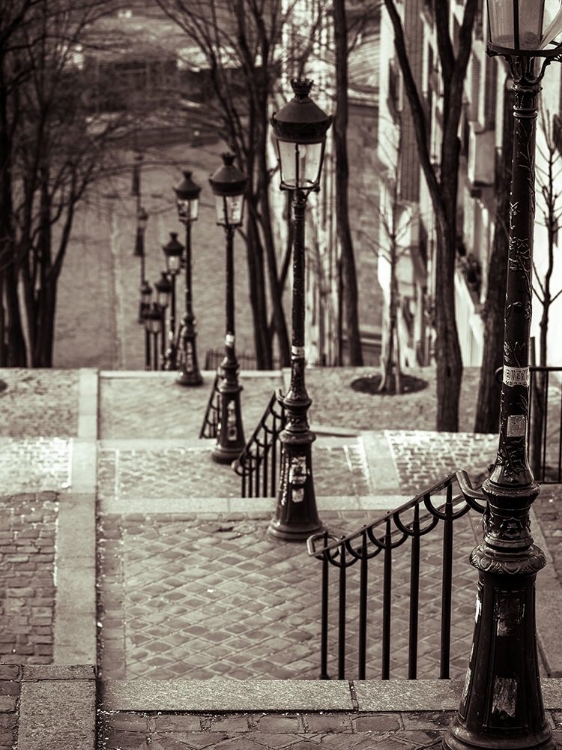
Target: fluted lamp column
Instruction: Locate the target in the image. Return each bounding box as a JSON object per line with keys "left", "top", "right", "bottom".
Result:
{"left": 267, "top": 79, "right": 332, "bottom": 541}
{"left": 174, "top": 170, "right": 203, "bottom": 386}
{"left": 209, "top": 153, "right": 248, "bottom": 464}
{"left": 444, "top": 3, "right": 562, "bottom": 750}
{"left": 162, "top": 232, "right": 184, "bottom": 371}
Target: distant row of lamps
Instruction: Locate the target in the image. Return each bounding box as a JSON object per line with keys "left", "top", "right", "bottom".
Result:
{"left": 133, "top": 156, "right": 249, "bottom": 400}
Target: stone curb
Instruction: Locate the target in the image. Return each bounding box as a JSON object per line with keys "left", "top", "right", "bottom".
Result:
{"left": 15, "top": 665, "right": 96, "bottom": 750}
{"left": 54, "top": 369, "right": 98, "bottom": 666}
{"left": 99, "top": 494, "right": 411, "bottom": 515}
{"left": 530, "top": 506, "right": 562, "bottom": 678}
{"left": 102, "top": 678, "right": 562, "bottom": 713}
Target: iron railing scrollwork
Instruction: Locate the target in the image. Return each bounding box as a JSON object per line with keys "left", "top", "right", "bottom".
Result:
{"left": 307, "top": 472, "right": 487, "bottom": 681}
{"left": 234, "top": 390, "right": 286, "bottom": 497}
{"left": 199, "top": 373, "right": 221, "bottom": 439}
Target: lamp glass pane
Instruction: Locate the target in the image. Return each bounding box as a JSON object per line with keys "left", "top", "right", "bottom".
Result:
{"left": 141, "top": 287, "right": 152, "bottom": 304}
{"left": 488, "top": 0, "right": 516, "bottom": 48}
{"left": 157, "top": 290, "right": 169, "bottom": 308}
{"left": 147, "top": 315, "right": 161, "bottom": 334}
{"left": 540, "top": 0, "right": 562, "bottom": 47}
{"left": 277, "top": 139, "right": 323, "bottom": 189}
{"left": 167, "top": 254, "right": 182, "bottom": 274}
{"left": 214, "top": 195, "right": 244, "bottom": 226}
{"left": 177, "top": 198, "right": 199, "bottom": 222}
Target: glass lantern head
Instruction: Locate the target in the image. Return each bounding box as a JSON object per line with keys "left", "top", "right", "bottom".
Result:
{"left": 140, "top": 281, "right": 152, "bottom": 305}
{"left": 154, "top": 271, "right": 173, "bottom": 308}
{"left": 145, "top": 303, "right": 163, "bottom": 334}
{"left": 162, "top": 232, "right": 184, "bottom": 275}
{"left": 209, "top": 153, "right": 248, "bottom": 227}
{"left": 174, "top": 170, "right": 201, "bottom": 223}
{"left": 487, "top": 0, "right": 562, "bottom": 54}
{"left": 270, "top": 79, "right": 333, "bottom": 192}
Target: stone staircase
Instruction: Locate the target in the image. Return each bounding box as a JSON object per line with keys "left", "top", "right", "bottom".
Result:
{"left": 2, "top": 367, "right": 562, "bottom": 749}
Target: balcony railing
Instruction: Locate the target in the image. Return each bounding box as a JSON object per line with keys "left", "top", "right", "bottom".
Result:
{"left": 307, "top": 471, "right": 486, "bottom": 680}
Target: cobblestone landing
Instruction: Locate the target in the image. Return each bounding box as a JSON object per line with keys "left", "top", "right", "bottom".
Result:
{"left": 98, "top": 510, "right": 481, "bottom": 682}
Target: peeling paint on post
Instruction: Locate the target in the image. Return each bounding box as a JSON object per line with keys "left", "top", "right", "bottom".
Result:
{"left": 492, "top": 676, "right": 518, "bottom": 719}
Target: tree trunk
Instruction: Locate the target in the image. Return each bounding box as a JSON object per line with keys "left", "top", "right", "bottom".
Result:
{"left": 246, "top": 211, "right": 271, "bottom": 368}
{"left": 474, "top": 81, "right": 512, "bottom": 434}
{"left": 4, "top": 260, "right": 27, "bottom": 366}
{"left": 434, "top": 211, "right": 463, "bottom": 432}
{"left": 333, "top": 0, "right": 363, "bottom": 366}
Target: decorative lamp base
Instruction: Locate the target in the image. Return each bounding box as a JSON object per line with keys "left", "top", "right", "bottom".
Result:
{"left": 177, "top": 369, "right": 203, "bottom": 387}
{"left": 211, "top": 378, "right": 244, "bottom": 464}
{"left": 267, "top": 440, "right": 323, "bottom": 541}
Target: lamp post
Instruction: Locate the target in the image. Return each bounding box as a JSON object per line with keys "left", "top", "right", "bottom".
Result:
{"left": 135, "top": 207, "right": 149, "bottom": 322}
{"left": 267, "top": 79, "right": 332, "bottom": 541}
{"left": 144, "top": 302, "right": 162, "bottom": 372}
{"left": 154, "top": 271, "right": 172, "bottom": 370}
{"left": 141, "top": 283, "right": 153, "bottom": 370}
{"left": 174, "top": 170, "right": 203, "bottom": 386}
{"left": 444, "top": 5, "right": 562, "bottom": 750}
{"left": 208, "top": 153, "right": 248, "bottom": 464}
{"left": 162, "top": 232, "right": 184, "bottom": 370}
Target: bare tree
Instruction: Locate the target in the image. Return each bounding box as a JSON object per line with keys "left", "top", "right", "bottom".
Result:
{"left": 332, "top": 0, "right": 363, "bottom": 365}
{"left": 155, "top": 0, "right": 298, "bottom": 369}
{"left": 0, "top": 0, "right": 136, "bottom": 366}
{"left": 383, "top": 0, "right": 478, "bottom": 431}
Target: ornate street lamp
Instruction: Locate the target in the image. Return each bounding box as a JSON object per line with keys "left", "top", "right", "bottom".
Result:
{"left": 208, "top": 152, "right": 248, "bottom": 464}
{"left": 444, "top": 5, "right": 562, "bottom": 750}
{"left": 174, "top": 170, "right": 203, "bottom": 386}
{"left": 144, "top": 302, "right": 162, "bottom": 372}
{"left": 135, "top": 207, "right": 149, "bottom": 322}
{"left": 154, "top": 271, "right": 172, "bottom": 371}
{"left": 267, "top": 79, "right": 332, "bottom": 541}
{"left": 162, "top": 232, "right": 184, "bottom": 370}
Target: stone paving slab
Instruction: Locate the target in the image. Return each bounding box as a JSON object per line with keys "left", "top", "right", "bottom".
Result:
{"left": 0, "top": 370, "right": 79, "bottom": 437}
{"left": 97, "top": 511, "right": 481, "bottom": 682}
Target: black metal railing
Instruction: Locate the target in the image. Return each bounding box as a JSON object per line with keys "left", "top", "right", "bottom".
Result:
{"left": 199, "top": 373, "right": 221, "bottom": 439}
{"left": 307, "top": 471, "right": 486, "bottom": 681}
{"left": 495, "top": 366, "right": 562, "bottom": 483}
{"left": 234, "top": 390, "right": 286, "bottom": 497}
{"left": 529, "top": 366, "right": 562, "bottom": 483}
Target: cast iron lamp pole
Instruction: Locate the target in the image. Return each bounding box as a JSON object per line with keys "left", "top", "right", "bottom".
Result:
{"left": 162, "top": 232, "right": 184, "bottom": 370}
{"left": 154, "top": 271, "right": 172, "bottom": 371}
{"left": 209, "top": 153, "right": 248, "bottom": 464}
{"left": 174, "top": 170, "right": 203, "bottom": 386}
{"left": 267, "top": 79, "right": 332, "bottom": 541}
{"left": 141, "top": 283, "right": 153, "bottom": 370}
{"left": 145, "top": 302, "right": 162, "bottom": 372}
{"left": 444, "top": 4, "right": 562, "bottom": 750}
{"left": 135, "top": 207, "right": 149, "bottom": 322}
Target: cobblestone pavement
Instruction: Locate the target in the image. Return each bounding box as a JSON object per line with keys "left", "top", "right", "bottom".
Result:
{"left": 97, "top": 443, "right": 371, "bottom": 505}
{"left": 0, "top": 370, "right": 78, "bottom": 437}
{"left": 0, "top": 438, "right": 71, "bottom": 494}
{"left": 98, "top": 510, "right": 480, "bottom": 682}
{"left": 388, "top": 431, "right": 497, "bottom": 495}
{"left": 99, "top": 373, "right": 283, "bottom": 441}
{"left": 0, "top": 493, "right": 58, "bottom": 666}
{"left": 100, "top": 709, "right": 562, "bottom": 750}
{"left": 305, "top": 367, "right": 482, "bottom": 433}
